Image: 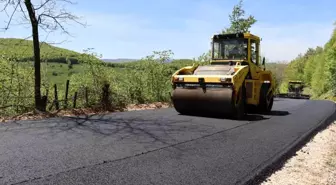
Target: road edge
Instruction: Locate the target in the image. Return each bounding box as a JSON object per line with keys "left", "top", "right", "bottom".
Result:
{"left": 239, "top": 100, "right": 336, "bottom": 185}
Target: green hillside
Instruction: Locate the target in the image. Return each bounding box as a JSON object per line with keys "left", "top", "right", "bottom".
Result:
{"left": 0, "top": 40, "right": 201, "bottom": 116}
{"left": 0, "top": 38, "right": 83, "bottom": 64}
{"left": 279, "top": 26, "right": 336, "bottom": 100}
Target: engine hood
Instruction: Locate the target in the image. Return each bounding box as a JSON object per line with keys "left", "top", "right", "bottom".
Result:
{"left": 193, "top": 65, "right": 235, "bottom": 76}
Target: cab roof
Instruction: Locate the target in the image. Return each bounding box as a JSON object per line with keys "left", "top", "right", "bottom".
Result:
{"left": 212, "top": 32, "right": 260, "bottom": 41}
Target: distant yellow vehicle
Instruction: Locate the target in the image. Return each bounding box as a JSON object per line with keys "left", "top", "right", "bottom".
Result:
{"left": 170, "top": 32, "right": 276, "bottom": 119}
{"left": 276, "top": 81, "right": 310, "bottom": 99}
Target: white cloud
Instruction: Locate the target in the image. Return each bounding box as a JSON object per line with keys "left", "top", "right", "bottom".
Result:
{"left": 251, "top": 22, "right": 335, "bottom": 62}
{"left": 52, "top": 12, "right": 221, "bottom": 59}
{"left": 64, "top": 8, "right": 335, "bottom": 61}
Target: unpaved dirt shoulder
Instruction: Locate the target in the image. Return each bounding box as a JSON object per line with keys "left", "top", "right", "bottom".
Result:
{"left": 0, "top": 102, "right": 171, "bottom": 123}
{"left": 261, "top": 121, "right": 336, "bottom": 185}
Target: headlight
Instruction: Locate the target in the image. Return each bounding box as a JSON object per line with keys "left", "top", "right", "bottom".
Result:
{"left": 220, "top": 77, "right": 231, "bottom": 82}
{"left": 174, "top": 77, "right": 184, "bottom": 81}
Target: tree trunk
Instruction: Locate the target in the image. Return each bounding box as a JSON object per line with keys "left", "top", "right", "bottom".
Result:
{"left": 24, "top": 0, "right": 45, "bottom": 111}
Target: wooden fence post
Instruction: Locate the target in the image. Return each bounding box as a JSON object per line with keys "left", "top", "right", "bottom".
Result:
{"left": 73, "top": 92, "right": 77, "bottom": 108}
{"left": 54, "top": 84, "right": 59, "bottom": 110}
{"left": 64, "top": 80, "right": 70, "bottom": 109}
{"left": 41, "top": 95, "right": 47, "bottom": 112}
{"left": 85, "top": 87, "right": 89, "bottom": 107}
{"left": 101, "top": 83, "right": 111, "bottom": 110}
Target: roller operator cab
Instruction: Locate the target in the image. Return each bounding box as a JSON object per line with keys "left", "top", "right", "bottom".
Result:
{"left": 170, "top": 33, "right": 276, "bottom": 119}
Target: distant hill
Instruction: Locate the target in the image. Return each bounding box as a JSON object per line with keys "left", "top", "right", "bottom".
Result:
{"left": 0, "top": 38, "right": 99, "bottom": 64}
{"left": 101, "top": 58, "right": 138, "bottom": 63}
{"left": 102, "top": 58, "right": 180, "bottom": 63}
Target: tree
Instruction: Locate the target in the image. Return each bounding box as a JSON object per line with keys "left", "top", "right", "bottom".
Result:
{"left": 324, "top": 27, "right": 336, "bottom": 96}
{"left": 196, "top": 0, "right": 257, "bottom": 62}
{"left": 222, "top": 0, "right": 257, "bottom": 34}
{"left": 1, "top": 0, "right": 86, "bottom": 111}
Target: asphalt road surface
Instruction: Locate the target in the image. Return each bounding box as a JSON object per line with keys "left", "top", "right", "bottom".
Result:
{"left": 0, "top": 98, "right": 335, "bottom": 185}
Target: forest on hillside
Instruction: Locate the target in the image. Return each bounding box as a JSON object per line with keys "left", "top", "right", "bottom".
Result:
{"left": 0, "top": 0, "right": 335, "bottom": 117}
{"left": 279, "top": 27, "right": 336, "bottom": 100}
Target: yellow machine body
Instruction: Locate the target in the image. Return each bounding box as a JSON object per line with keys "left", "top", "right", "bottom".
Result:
{"left": 170, "top": 33, "right": 276, "bottom": 119}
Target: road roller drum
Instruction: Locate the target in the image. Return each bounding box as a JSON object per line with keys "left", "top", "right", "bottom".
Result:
{"left": 171, "top": 87, "right": 234, "bottom": 115}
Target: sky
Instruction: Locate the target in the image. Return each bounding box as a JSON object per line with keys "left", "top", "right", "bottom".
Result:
{"left": 0, "top": 0, "right": 335, "bottom": 62}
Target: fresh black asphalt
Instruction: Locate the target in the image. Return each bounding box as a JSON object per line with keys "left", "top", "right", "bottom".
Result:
{"left": 0, "top": 98, "right": 335, "bottom": 185}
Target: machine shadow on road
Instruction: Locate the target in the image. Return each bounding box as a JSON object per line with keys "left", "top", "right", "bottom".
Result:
{"left": 245, "top": 110, "right": 290, "bottom": 119}
{"left": 8, "top": 113, "right": 208, "bottom": 153}
{"left": 273, "top": 99, "right": 285, "bottom": 102}
{"left": 177, "top": 110, "right": 290, "bottom": 121}
{"left": 263, "top": 110, "right": 290, "bottom": 116}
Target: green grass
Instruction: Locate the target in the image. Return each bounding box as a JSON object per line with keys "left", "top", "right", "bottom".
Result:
{"left": 17, "top": 62, "right": 85, "bottom": 90}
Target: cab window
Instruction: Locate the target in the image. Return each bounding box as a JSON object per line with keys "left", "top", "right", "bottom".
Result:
{"left": 250, "top": 40, "right": 257, "bottom": 64}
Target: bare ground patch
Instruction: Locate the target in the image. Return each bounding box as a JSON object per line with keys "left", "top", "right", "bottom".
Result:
{"left": 260, "top": 121, "right": 336, "bottom": 185}
{"left": 0, "top": 102, "right": 171, "bottom": 123}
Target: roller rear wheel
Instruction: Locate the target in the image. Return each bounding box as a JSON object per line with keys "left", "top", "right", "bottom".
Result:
{"left": 258, "top": 89, "right": 274, "bottom": 113}
{"left": 232, "top": 86, "right": 246, "bottom": 120}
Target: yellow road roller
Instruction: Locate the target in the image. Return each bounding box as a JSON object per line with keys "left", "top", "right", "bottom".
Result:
{"left": 276, "top": 80, "right": 310, "bottom": 99}
{"left": 170, "top": 32, "right": 276, "bottom": 119}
